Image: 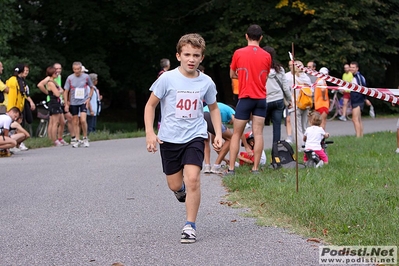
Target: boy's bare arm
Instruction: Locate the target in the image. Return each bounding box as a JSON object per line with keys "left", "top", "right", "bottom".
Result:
{"left": 144, "top": 93, "right": 162, "bottom": 153}
{"left": 207, "top": 101, "right": 223, "bottom": 150}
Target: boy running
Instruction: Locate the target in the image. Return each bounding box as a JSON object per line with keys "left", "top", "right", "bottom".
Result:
{"left": 144, "top": 33, "right": 222, "bottom": 244}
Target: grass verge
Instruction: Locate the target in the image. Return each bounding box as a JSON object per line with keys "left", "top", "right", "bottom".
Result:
{"left": 222, "top": 131, "right": 399, "bottom": 246}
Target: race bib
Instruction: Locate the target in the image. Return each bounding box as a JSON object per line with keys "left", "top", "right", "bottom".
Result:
{"left": 175, "top": 90, "right": 200, "bottom": 119}
{"left": 74, "top": 87, "right": 85, "bottom": 99}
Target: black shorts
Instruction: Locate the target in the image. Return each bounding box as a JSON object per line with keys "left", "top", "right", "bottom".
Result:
{"left": 48, "top": 102, "right": 63, "bottom": 116}
{"left": 160, "top": 137, "right": 205, "bottom": 175}
{"left": 70, "top": 104, "right": 87, "bottom": 116}
{"left": 235, "top": 98, "right": 267, "bottom": 120}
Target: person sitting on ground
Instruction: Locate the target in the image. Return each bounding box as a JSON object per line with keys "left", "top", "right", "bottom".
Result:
{"left": 0, "top": 107, "right": 20, "bottom": 156}
{"left": 9, "top": 115, "right": 30, "bottom": 153}
{"left": 238, "top": 132, "right": 267, "bottom": 167}
{"left": 303, "top": 111, "right": 330, "bottom": 167}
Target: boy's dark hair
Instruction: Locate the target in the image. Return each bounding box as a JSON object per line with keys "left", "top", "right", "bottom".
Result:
{"left": 246, "top": 25, "right": 263, "bottom": 41}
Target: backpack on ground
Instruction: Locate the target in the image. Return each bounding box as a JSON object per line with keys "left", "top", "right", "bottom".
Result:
{"left": 270, "top": 140, "right": 304, "bottom": 169}
{"left": 296, "top": 87, "right": 313, "bottom": 110}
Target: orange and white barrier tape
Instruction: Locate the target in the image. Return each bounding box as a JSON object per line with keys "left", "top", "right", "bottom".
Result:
{"left": 292, "top": 85, "right": 399, "bottom": 96}
{"left": 289, "top": 52, "right": 399, "bottom": 104}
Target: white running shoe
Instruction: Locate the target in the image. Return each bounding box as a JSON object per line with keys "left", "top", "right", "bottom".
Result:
{"left": 10, "top": 147, "right": 20, "bottom": 154}
{"left": 395, "top": 148, "right": 399, "bottom": 154}
{"left": 338, "top": 116, "right": 347, "bottom": 122}
{"left": 181, "top": 224, "right": 196, "bottom": 244}
{"left": 70, "top": 138, "right": 78, "bottom": 145}
{"left": 19, "top": 142, "right": 29, "bottom": 151}
{"left": 83, "top": 138, "right": 90, "bottom": 148}
{"left": 72, "top": 140, "right": 81, "bottom": 148}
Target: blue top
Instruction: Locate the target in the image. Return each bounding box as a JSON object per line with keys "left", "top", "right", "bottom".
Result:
{"left": 203, "top": 102, "right": 235, "bottom": 124}
{"left": 150, "top": 67, "right": 217, "bottom": 143}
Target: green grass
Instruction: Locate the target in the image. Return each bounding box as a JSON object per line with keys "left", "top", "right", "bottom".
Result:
{"left": 223, "top": 131, "right": 399, "bottom": 246}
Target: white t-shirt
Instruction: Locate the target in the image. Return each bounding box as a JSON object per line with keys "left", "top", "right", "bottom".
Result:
{"left": 0, "top": 114, "right": 13, "bottom": 134}
{"left": 150, "top": 67, "right": 217, "bottom": 144}
{"left": 304, "top": 125, "right": 326, "bottom": 150}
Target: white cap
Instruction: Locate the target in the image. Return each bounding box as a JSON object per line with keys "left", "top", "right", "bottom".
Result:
{"left": 319, "top": 67, "right": 329, "bottom": 74}
{"left": 81, "top": 65, "right": 89, "bottom": 73}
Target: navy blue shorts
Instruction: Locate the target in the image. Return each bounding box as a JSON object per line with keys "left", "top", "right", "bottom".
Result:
{"left": 70, "top": 104, "right": 87, "bottom": 116}
{"left": 160, "top": 137, "right": 205, "bottom": 175}
{"left": 235, "top": 98, "right": 267, "bottom": 120}
{"left": 351, "top": 102, "right": 364, "bottom": 110}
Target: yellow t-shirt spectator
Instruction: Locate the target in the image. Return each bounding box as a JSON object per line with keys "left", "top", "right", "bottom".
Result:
{"left": 6, "top": 76, "right": 26, "bottom": 112}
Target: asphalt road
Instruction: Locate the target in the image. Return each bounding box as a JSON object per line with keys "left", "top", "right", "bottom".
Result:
{"left": 0, "top": 117, "right": 397, "bottom": 266}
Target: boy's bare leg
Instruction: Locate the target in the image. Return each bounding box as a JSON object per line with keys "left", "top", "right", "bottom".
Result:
{"left": 183, "top": 165, "right": 201, "bottom": 223}
{"left": 166, "top": 166, "right": 201, "bottom": 223}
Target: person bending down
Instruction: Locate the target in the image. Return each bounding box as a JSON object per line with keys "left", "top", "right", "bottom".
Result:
{"left": 238, "top": 132, "right": 266, "bottom": 167}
